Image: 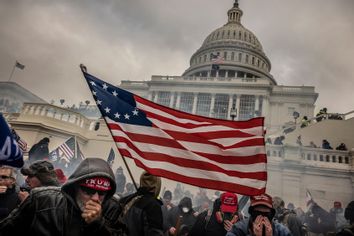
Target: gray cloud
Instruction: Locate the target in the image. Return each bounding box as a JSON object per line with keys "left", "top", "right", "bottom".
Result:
{"left": 0, "top": 0, "right": 353, "bottom": 113}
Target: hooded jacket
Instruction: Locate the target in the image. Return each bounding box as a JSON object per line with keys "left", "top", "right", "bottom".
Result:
{"left": 105, "top": 172, "right": 164, "bottom": 236}
{"left": 166, "top": 197, "right": 197, "bottom": 234}
{"left": 0, "top": 158, "right": 117, "bottom": 236}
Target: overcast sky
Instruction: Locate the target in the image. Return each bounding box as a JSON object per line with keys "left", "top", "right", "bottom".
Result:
{"left": 0, "top": 0, "right": 353, "bottom": 114}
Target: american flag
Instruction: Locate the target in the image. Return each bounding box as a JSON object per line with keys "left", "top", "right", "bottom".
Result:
{"left": 11, "top": 128, "right": 27, "bottom": 153}
{"left": 58, "top": 137, "right": 75, "bottom": 162}
{"left": 82, "top": 71, "right": 267, "bottom": 195}
{"left": 211, "top": 52, "right": 224, "bottom": 64}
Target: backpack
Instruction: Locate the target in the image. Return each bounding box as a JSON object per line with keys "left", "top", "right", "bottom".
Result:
{"left": 114, "top": 194, "right": 143, "bottom": 236}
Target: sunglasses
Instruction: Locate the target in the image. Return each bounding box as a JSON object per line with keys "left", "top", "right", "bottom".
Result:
{"left": 0, "top": 175, "right": 11, "bottom": 180}
{"left": 79, "top": 186, "right": 108, "bottom": 196}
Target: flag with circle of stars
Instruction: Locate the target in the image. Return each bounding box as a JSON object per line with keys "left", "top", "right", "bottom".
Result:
{"left": 83, "top": 72, "right": 152, "bottom": 127}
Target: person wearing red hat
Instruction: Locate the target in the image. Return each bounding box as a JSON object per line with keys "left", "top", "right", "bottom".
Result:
{"left": 0, "top": 158, "right": 118, "bottom": 236}
{"left": 190, "top": 192, "right": 241, "bottom": 236}
{"left": 226, "top": 193, "right": 291, "bottom": 236}
{"left": 54, "top": 168, "right": 67, "bottom": 185}
{"left": 330, "top": 201, "right": 347, "bottom": 233}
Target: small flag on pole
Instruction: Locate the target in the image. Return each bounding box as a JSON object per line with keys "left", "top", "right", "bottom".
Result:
{"left": 81, "top": 70, "right": 267, "bottom": 195}
{"left": 15, "top": 61, "right": 25, "bottom": 70}
{"left": 11, "top": 128, "right": 27, "bottom": 153}
{"left": 211, "top": 52, "right": 224, "bottom": 71}
{"left": 0, "top": 113, "right": 24, "bottom": 168}
{"left": 107, "top": 148, "right": 115, "bottom": 167}
{"left": 306, "top": 189, "right": 314, "bottom": 210}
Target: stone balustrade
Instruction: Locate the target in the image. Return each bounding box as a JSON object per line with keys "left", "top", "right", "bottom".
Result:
{"left": 266, "top": 144, "right": 352, "bottom": 166}
{"left": 21, "top": 103, "right": 96, "bottom": 130}
{"left": 149, "top": 75, "right": 270, "bottom": 84}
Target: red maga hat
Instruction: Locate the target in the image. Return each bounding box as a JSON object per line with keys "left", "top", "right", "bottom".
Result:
{"left": 220, "top": 192, "right": 238, "bottom": 213}
{"left": 80, "top": 177, "right": 111, "bottom": 191}
{"left": 250, "top": 194, "right": 273, "bottom": 209}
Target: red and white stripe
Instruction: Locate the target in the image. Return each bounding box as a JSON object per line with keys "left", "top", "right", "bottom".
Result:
{"left": 59, "top": 144, "right": 74, "bottom": 159}
{"left": 107, "top": 96, "right": 267, "bottom": 195}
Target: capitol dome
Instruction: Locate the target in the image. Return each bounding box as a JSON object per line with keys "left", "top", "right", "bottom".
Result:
{"left": 182, "top": 0, "right": 276, "bottom": 85}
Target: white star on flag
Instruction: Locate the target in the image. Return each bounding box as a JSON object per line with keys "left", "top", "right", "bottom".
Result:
{"left": 132, "top": 109, "right": 139, "bottom": 116}
{"left": 103, "top": 83, "right": 108, "bottom": 90}
{"left": 93, "top": 91, "right": 97, "bottom": 96}
{"left": 104, "top": 107, "right": 111, "bottom": 113}
{"left": 114, "top": 112, "right": 121, "bottom": 119}
{"left": 97, "top": 100, "right": 102, "bottom": 105}
{"left": 112, "top": 91, "right": 118, "bottom": 96}
{"left": 82, "top": 70, "right": 267, "bottom": 196}
{"left": 90, "top": 81, "right": 96, "bottom": 86}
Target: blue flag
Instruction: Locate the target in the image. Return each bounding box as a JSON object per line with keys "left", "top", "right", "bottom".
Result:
{"left": 0, "top": 113, "right": 24, "bottom": 167}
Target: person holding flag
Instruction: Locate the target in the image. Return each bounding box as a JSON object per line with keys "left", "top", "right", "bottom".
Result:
{"left": 80, "top": 65, "right": 267, "bottom": 196}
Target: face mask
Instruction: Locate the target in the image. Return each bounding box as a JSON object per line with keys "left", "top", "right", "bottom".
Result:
{"left": 182, "top": 207, "right": 189, "bottom": 213}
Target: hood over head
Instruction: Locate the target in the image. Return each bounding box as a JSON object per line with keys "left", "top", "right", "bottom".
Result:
{"left": 139, "top": 171, "right": 161, "bottom": 197}
{"left": 61, "top": 158, "right": 116, "bottom": 205}
{"left": 178, "top": 196, "right": 193, "bottom": 209}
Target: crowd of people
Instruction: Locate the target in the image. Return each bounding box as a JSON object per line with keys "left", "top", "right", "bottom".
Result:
{"left": 0, "top": 157, "right": 353, "bottom": 236}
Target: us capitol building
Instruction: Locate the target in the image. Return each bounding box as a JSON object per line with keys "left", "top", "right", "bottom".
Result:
{"left": 2, "top": 1, "right": 353, "bottom": 208}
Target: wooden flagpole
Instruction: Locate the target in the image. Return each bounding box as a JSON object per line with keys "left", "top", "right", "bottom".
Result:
{"left": 79, "top": 64, "right": 138, "bottom": 191}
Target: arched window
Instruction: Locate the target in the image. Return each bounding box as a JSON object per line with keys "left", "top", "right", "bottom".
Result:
{"left": 238, "top": 53, "right": 242, "bottom": 61}
{"left": 245, "top": 55, "right": 249, "bottom": 63}
{"left": 252, "top": 57, "right": 255, "bottom": 65}
{"left": 231, "top": 52, "right": 235, "bottom": 60}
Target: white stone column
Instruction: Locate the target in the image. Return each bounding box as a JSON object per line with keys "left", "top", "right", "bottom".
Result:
{"left": 153, "top": 92, "right": 158, "bottom": 103}
{"left": 255, "top": 95, "right": 259, "bottom": 115}
{"left": 147, "top": 92, "right": 152, "bottom": 101}
{"left": 209, "top": 94, "right": 216, "bottom": 117}
{"left": 227, "top": 94, "right": 233, "bottom": 119}
{"left": 192, "top": 93, "right": 198, "bottom": 114}
{"left": 236, "top": 95, "right": 241, "bottom": 119}
{"left": 169, "top": 92, "right": 175, "bottom": 108}
{"left": 262, "top": 96, "right": 269, "bottom": 117}
{"left": 175, "top": 92, "right": 181, "bottom": 109}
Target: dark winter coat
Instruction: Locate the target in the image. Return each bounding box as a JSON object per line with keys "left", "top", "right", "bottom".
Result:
{"left": 0, "top": 158, "right": 117, "bottom": 236}
{"left": 166, "top": 197, "right": 197, "bottom": 234}
{"left": 189, "top": 198, "right": 239, "bottom": 236}
{"left": 0, "top": 186, "right": 21, "bottom": 221}
{"left": 226, "top": 218, "right": 292, "bottom": 236}
{"left": 106, "top": 187, "right": 164, "bottom": 236}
